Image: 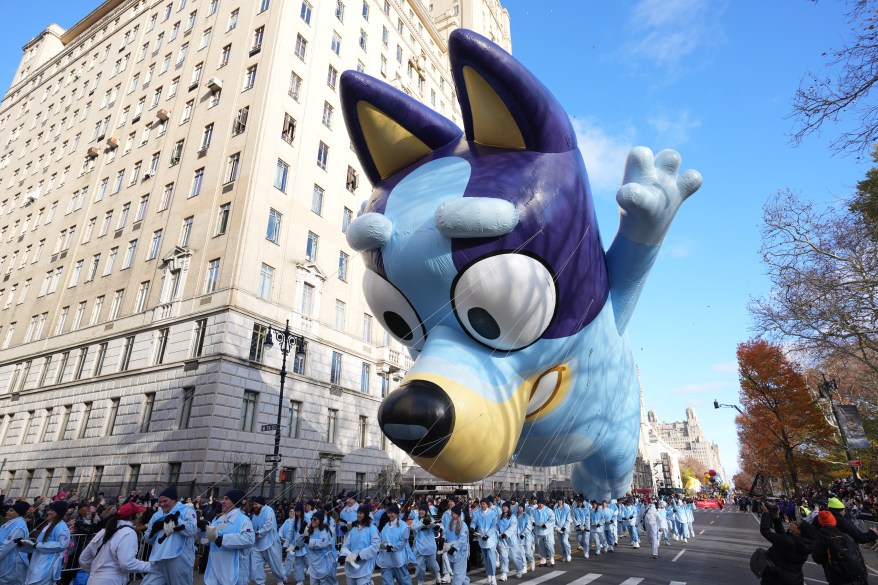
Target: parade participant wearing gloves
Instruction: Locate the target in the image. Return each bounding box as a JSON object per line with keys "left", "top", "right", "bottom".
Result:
{"left": 280, "top": 503, "right": 308, "bottom": 585}
{"left": 473, "top": 498, "right": 499, "bottom": 584}
{"left": 622, "top": 500, "right": 640, "bottom": 549}
{"left": 340, "top": 505, "right": 380, "bottom": 585}
{"left": 196, "top": 489, "right": 255, "bottom": 585}
{"left": 377, "top": 504, "right": 412, "bottom": 585}
{"left": 22, "top": 500, "right": 70, "bottom": 585}
{"left": 250, "top": 496, "right": 286, "bottom": 585}
{"left": 304, "top": 511, "right": 336, "bottom": 585}
{"left": 445, "top": 507, "right": 470, "bottom": 585}
{"left": 0, "top": 501, "right": 31, "bottom": 585}
{"left": 572, "top": 499, "right": 591, "bottom": 559}
{"left": 78, "top": 503, "right": 151, "bottom": 585}
{"left": 142, "top": 486, "right": 197, "bottom": 585}
{"left": 657, "top": 501, "right": 671, "bottom": 546}
{"left": 638, "top": 497, "right": 660, "bottom": 559}
{"left": 440, "top": 502, "right": 455, "bottom": 583}
{"left": 589, "top": 502, "right": 607, "bottom": 555}
{"left": 553, "top": 498, "right": 572, "bottom": 562}
{"left": 497, "top": 502, "right": 523, "bottom": 581}
{"left": 516, "top": 504, "right": 534, "bottom": 572}
{"left": 531, "top": 499, "right": 555, "bottom": 567}
{"left": 411, "top": 504, "right": 441, "bottom": 585}
{"left": 339, "top": 495, "right": 360, "bottom": 536}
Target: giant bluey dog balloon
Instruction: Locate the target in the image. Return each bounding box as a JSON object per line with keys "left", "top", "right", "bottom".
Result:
{"left": 340, "top": 30, "right": 702, "bottom": 500}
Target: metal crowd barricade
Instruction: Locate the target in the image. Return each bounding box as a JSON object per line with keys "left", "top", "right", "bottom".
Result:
{"left": 60, "top": 532, "right": 209, "bottom": 582}
{"left": 852, "top": 518, "right": 878, "bottom": 551}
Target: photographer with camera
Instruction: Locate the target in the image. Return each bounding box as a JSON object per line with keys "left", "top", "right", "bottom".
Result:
{"left": 756, "top": 500, "right": 815, "bottom": 585}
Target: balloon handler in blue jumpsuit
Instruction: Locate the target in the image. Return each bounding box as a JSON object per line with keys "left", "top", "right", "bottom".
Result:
{"left": 0, "top": 501, "right": 31, "bottom": 585}
{"left": 280, "top": 503, "right": 309, "bottom": 585}
{"left": 443, "top": 506, "right": 470, "bottom": 585}
{"left": 249, "top": 496, "right": 287, "bottom": 584}
{"left": 411, "top": 503, "right": 441, "bottom": 585}
{"left": 497, "top": 501, "right": 523, "bottom": 580}
{"left": 473, "top": 498, "right": 499, "bottom": 584}
{"left": 196, "top": 489, "right": 255, "bottom": 585}
{"left": 553, "top": 498, "right": 572, "bottom": 562}
{"left": 304, "top": 511, "right": 337, "bottom": 585}
{"left": 516, "top": 503, "right": 534, "bottom": 572}
{"left": 531, "top": 499, "right": 555, "bottom": 567}
{"left": 377, "top": 504, "right": 412, "bottom": 585}
{"left": 589, "top": 502, "right": 607, "bottom": 555}
{"left": 339, "top": 505, "right": 380, "bottom": 585}
{"left": 142, "top": 486, "right": 197, "bottom": 585}
{"left": 21, "top": 500, "right": 70, "bottom": 585}
{"left": 572, "top": 499, "right": 591, "bottom": 559}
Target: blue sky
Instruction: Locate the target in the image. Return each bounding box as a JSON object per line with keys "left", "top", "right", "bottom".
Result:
{"left": 2, "top": 1, "right": 866, "bottom": 482}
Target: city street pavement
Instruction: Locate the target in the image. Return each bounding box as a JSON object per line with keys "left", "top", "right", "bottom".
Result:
{"left": 188, "top": 509, "right": 878, "bottom": 585}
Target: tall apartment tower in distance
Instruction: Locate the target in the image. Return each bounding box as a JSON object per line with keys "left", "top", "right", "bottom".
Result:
{"left": 648, "top": 408, "right": 728, "bottom": 483}
{"left": 0, "top": 0, "right": 571, "bottom": 502}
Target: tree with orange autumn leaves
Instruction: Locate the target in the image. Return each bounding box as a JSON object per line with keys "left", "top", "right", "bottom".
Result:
{"left": 736, "top": 340, "right": 839, "bottom": 494}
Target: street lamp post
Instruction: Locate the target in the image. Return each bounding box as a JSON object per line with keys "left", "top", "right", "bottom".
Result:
{"left": 263, "top": 320, "right": 307, "bottom": 501}
{"left": 817, "top": 374, "right": 859, "bottom": 482}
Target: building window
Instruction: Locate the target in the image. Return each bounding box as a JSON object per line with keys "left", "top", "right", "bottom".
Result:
{"left": 109, "top": 290, "right": 124, "bottom": 320}
{"left": 359, "top": 29, "right": 368, "bottom": 51}
{"left": 135, "top": 281, "right": 150, "bottom": 313}
{"left": 327, "top": 65, "right": 338, "bottom": 90}
{"left": 241, "top": 391, "right": 258, "bottom": 432}
{"left": 288, "top": 400, "right": 301, "bottom": 438}
{"left": 360, "top": 363, "right": 370, "bottom": 393}
{"left": 336, "top": 1, "right": 345, "bottom": 22}
{"left": 311, "top": 184, "right": 324, "bottom": 215}
{"left": 141, "top": 393, "right": 155, "bottom": 432}
{"left": 105, "top": 397, "right": 119, "bottom": 436}
{"left": 120, "top": 336, "right": 135, "bottom": 371}
{"left": 358, "top": 414, "right": 367, "bottom": 447}
{"left": 180, "top": 216, "right": 194, "bottom": 247}
{"left": 168, "top": 462, "right": 181, "bottom": 486}
{"left": 205, "top": 258, "right": 221, "bottom": 293}
{"left": 179, "top": 387, "right": 195, "bottom": 429}
{"left": 147, "top": 229, "right": 162, "bottom": 260}
{"left": 233, "top": 107, "right": 249, "bottom": 135}
{"left": 259, "top": 0, "right": 270, "bottom": 13}
{"left": 305, "top": 231, "right": 319, "bottom": 261}
{"left": 154, "top": 328, "right": 169, "bottom": 364}
{"left": 126, "top": 464, "right": 141, "bottom": 492}
{"left": 78, "top": 402, "right": 93, "bottom": 439}
{"left": 362, "top": 313, "right": 373, "bottom": 343}
{"left": 257, "top": 263, "right": 274, "bottom": 300}
{"left": 295, "top": 35, "right": 307, "bottom": 61}
{"left": 219, "top": 43, "right": 231, "bottom": 67}
{"left": 243, "top": 65, "right": 257, "bottom": 90}
{"left": 191, "top": 318, "right": 207, "bottom": 357}
{"left": 331, "top": 32, "right": 342, "bottom": 56}
{"left": 275, "top": 159, "right": 289, "bottom": 191}
{"left": 227, "top": 9, "right": 239, "bottom": 32}
{"left": 266, "top": 209, "right": 281, "bottom": 243}
{"left": 251, "top": 27, "right": 265, "bottom": 52}
{"left": 346, "top": 166, "right": 360, "bottom": 192}
{"left": 216, "top": 203, "right": 231, "bottom": 235}
{"left": 338, "top": 252, "right": 349, "bottom": 282}
{"left": 342, "top": 207, "right": 353, "bottom": 234}
{"left": 322, "top": 101, "right": 334, "bottom": 129}
{"left": 249, "top": 323, "right": 268, "bottom": 362}
{"left": 356, "top": 471, "right": 365, "bottom": 493}
{"left": 282, "top": 113, "right": 296, "bottom": 143}
{"left": 330, "top": 351, "right": 342, "bottom": 385}
{"left": 190, "top": 167, "right": 205, "bottom": 197}
{"left": 300, "top": 1, "right": 312, "bottom": 25}
{"left": 94, "top": 342, "right": 108, "bottom": 376}
{"left": 317, "top": 142, "right": 329, "bottom": 170}
{"left": 289, "top": 72, "right": 302, "bottom": 100}
{"left": 300, "top": 282, "right": 314, "bottom": 317}
{"left": 159, "top": 182, "right": 174, "bottom": 210}
{"left": 226, "top": 153, "right": 240, "bottom": 183}
{"left": 327, "top": 408, "right": 338, "bottom": 443}
{"left": 334, "top": 300, "right": 346, "bottom": 330}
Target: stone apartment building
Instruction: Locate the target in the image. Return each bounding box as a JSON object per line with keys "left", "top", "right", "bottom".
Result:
{"left": 648, "top": 407, "right": 727, "bottom": 483}
{"left": 0, "top": 0, "right": 574, "bottom": 502}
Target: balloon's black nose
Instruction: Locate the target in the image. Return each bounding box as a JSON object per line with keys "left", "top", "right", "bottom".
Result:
{"left": 378, "top": 379, "right": 455, "bottom": 458}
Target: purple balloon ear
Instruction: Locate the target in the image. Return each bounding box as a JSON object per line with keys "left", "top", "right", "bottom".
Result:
{"left": 449, "top": 29, "right": 576, "bottom": 153}
{"left": 340, "top": 71, "right": 463, "bottom": 185}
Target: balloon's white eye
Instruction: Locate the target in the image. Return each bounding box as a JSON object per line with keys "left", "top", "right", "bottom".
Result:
{"left": 452, "top": 253, "right": 556, "bottom": 351}
{"left": 363, "top": 270, "right": 427, "bottom": 351}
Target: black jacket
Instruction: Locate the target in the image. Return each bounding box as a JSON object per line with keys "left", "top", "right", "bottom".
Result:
{"left": 811, "top": 525, "right": 869, "bottom": 585}
{"left": 812, "top": 511, "right": 878, "bottom": 545}
{"left": 759, "top": 512, "right": 814, "bottom": 585}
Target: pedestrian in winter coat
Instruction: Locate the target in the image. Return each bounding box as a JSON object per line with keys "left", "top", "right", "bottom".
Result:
{"left": 811, "top": 510, "right": 869, "bottom": 585}
{"left": 78, "top": 503, "right": 152, "bottom": 585}
{"left": 758, "top": 503, "right": 815, "bottom": 585}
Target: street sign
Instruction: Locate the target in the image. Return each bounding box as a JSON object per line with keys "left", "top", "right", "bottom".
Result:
{"left": 850, "top": 460, "right": 862, "bottom": 467}
{"left": 261, "top": 423, "right": 279, "bottom": 432}
{"left": 264, "top": 454, "right": 282, "bottom": 463}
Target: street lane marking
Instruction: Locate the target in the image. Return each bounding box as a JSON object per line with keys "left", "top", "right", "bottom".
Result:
{"left": 868, "top": 566, "right": 878, "bottom": 576}
{"left": 619, "top": 579, "right": 643, "bottom": 585}
{"left": 671, "top": 548, "right": 686, "bottom": 563}
{"left": 566, "top": 574, "right": 601, "bottom": 585}
{"left": 520, "top": 570, "right": 566, "bottom": 585}
{"left": 670, "top": 582, "right": 687, "bottom": 585}
{"left": 804, "top": 578, "right": 828, "bottom": 584}
{"left": 698, "top": 530, "right": 705, "bottom": 535}
{"left": 709, "top": 520, "right": 714, "bottom": 524}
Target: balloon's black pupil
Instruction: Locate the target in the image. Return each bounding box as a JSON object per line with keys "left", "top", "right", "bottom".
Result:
{"left": 384, "top": 311, "right": 413, "bottom": 341}
{"left": 468, "top": 307, "right": 500, "bottom": 340}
